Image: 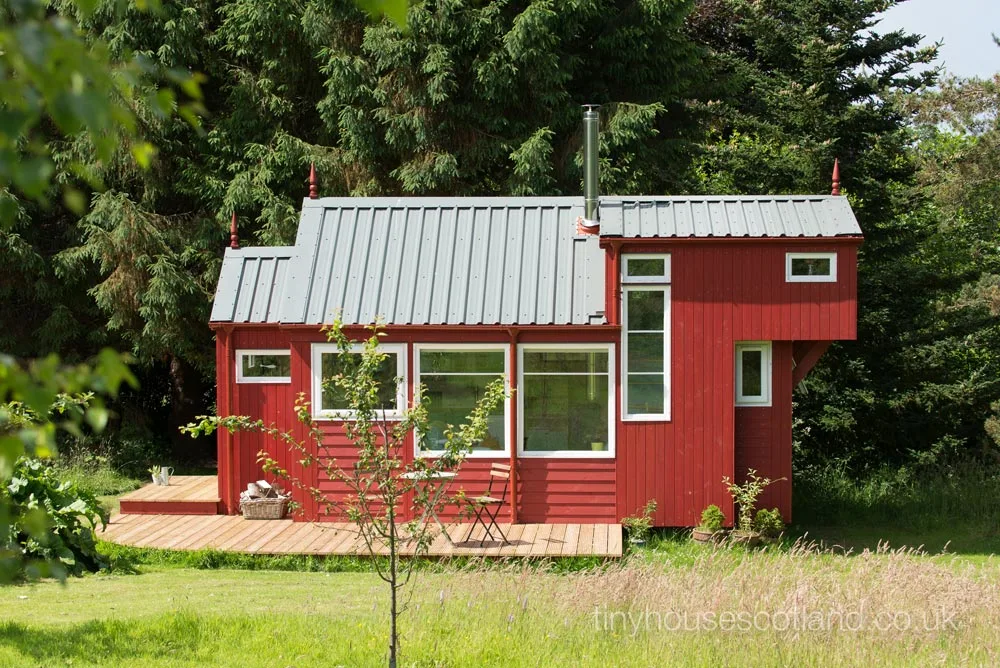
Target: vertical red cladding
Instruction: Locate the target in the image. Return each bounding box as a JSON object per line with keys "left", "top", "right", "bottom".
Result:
{"left": 734, "top": 341, "right": 793, "bottom": 521}
{"left": 616, "top": 241, "right": 858, "bottom": 527}
{"left": 215, "top": 329, "right": 233, "bottom": 513}
{"left": 230, "top": 329, "right": 297, "bottom": 515}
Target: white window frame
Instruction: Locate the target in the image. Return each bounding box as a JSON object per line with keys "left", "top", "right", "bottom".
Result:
{"left": 621, "top": 284, "right": 671, "bottom": 421}
{"left": 735, "top": 342, "right": 772, "bottom": 407}
{"left": 235, "top": 349, "right": 291, "bottom": 384}
{"left": 311, "top": 343, "right": 407, "bottom": 420}
{"left": 517, "top": 343, "right": 616, "bottom": 459}
{"left": 785, "top": 252, "right": 837, "bottom": 283}
{"left": 623, "top": 253, "right": 671, "bottom": 284}
{"left": 621, "top": 254, "right": 671, "bottom": 421}
{"left": 413, "top": 343, "right": 511, "bottom": 459}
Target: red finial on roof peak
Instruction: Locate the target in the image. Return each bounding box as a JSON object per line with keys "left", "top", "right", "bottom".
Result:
{"left": 308, "top": 162, "right": 318, "bottom": 199}
{"left": 229, "top": 212, "right": 239, "bottom": 249}
{"left": 831, "top": 158, "right": 841, "bottom": 196}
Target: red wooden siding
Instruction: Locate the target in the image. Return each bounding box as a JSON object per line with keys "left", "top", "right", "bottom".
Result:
{"left": 734, "top": 342, "right": 793, "bottom": 521}
{"left": 215, "top": 239, "right": 858, "bottom": 526}
{"left": 614, "top": 241, "right": 858, "bottom": 527}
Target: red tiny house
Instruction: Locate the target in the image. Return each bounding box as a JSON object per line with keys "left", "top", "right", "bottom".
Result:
{"left": 208, "top": 110, "right": 860, "bottom": 528}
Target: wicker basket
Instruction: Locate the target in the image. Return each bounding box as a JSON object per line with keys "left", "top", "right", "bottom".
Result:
{"left": 240, "top": 496, "right": 288, "bottom": 520}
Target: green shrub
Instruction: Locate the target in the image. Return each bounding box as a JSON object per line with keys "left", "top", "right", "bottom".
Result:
{"left": 723, "top": 469, "right": 782, "bottom": 533}
{"left": 753, "top": 508, "right": 785, "bottom": 539}
{"left": 697, "top": 505, "right": 725, "bottom": 532}
{"left": 2, "top": 458, "right": 108, "bottom": 580}
{"left": 622, "top": 499, "right": 658, "bottom": 543}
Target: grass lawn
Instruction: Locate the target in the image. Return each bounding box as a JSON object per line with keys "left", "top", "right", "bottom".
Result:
{"left": 3, "top": 541, "right": 999, "bottom": 667}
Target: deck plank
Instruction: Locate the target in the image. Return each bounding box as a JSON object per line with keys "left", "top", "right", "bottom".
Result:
{"left": 545, "top": 524, "right": 567, "bottom": 557}
{"left": 608, "top": 524, "right": 623, "bottom": 557}
{"left": 593, "top": 524, "right": 609, "bottom": 557}
{"left": 578, "top": 524, "right": 594, "bottom": 557}
{"left": 561, "top": 524, "right": 581, "bottom": 556}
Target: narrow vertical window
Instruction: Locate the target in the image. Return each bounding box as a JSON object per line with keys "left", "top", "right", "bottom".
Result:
{"left": 622, "top": 255, "right": 670, "bottom": 419}
{"left": 735, "top": 342, "right": 772, "bottom": 406}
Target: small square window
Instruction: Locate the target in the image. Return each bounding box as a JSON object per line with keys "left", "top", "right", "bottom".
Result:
{"left": 786, "top": 252, "right": 837, "bottom": 282}
{"left": 623, "top": 254, "right": 671, "bottom": 284}
{"left": 236, "top": 350, "right": 291, "bottom": 383}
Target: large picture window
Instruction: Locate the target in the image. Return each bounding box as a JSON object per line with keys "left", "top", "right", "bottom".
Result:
{"left": 518, "top": 345, "right": 614, "bottom": 458}
{"left": 236, "top": 350, "right": 291, "bottom": 384}
{"left": 414, "top": 345, "right": 509, "bottom": 457}
{"left": 311, "top": 343, "right": 406, "bottom": 419}
{"left": 735, "top": 342, "right": 772, "bottom": 406}
{"left": 622, "top": 254, "right": 670, "bottom": 420}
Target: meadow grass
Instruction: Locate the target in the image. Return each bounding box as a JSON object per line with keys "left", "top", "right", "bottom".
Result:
{"left": 8, "top": 458, "right": 995, "bottom": 665}
{"left": 3, "top": 542, "right": 999, "bottom": 667}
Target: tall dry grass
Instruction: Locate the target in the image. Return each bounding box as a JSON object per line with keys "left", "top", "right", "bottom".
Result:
{"left": 396, "top": 542, "right": 1000, "bottom": 665}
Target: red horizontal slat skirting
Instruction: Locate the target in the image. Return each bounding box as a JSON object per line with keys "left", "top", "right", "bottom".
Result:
{"left": 119, "top": 500, "right": 222, "bottom": 515}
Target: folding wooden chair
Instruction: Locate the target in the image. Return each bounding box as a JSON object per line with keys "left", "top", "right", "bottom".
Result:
{"left": 464, "top": 463, "right": 511, "bottom": 546}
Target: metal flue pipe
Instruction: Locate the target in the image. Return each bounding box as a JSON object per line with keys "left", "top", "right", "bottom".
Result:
{"left": 583, "top": 104, "right": 600, "bottom": 224}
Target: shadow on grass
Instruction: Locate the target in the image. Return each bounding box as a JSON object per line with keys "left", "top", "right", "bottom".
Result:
{"left": 0, "top": 612, "right": 213, "bottom": 665}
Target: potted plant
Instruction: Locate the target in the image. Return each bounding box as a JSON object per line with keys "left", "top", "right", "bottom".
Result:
{"left": 622, "top": 499, "right": 657, "bottom": 546}
{"left": 148, "top": 466, "right": 162, "bottom": 485}
{"left": 752, "top": 508, "right": 785, "bottom": 543}
{"left": 691, "top": 504, "right": 726, "bottom": 542}
{"left": 722, "top": 469, "right": 783, "bottom": 547}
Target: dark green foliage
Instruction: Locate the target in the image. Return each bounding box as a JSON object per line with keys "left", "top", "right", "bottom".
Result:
{"left": 1, "top": 0, "right": 997, "bottom": 480}
{"left": 795, "top": 460, "right": 1000, "bottom": 533}
{"left": 2, "top": 458, "right": 108, "bottom": 581}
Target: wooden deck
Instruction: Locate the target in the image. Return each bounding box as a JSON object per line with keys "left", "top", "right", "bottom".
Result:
{"left": 119, "top": 476, "right": 221, "bottom": 515}
{"left": 100, "top": 513, "right": 623, "bottom": 558}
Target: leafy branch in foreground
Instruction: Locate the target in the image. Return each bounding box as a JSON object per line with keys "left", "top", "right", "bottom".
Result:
{"left": 183, "top": 321, "right": 506, "bottom": 668}
{"left": 0, "top": 351, "right": 135, "bottom": 582}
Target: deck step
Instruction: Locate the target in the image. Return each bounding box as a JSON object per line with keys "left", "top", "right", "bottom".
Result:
{"left": 119, "top": 476, "right": 222, "bottom": 516}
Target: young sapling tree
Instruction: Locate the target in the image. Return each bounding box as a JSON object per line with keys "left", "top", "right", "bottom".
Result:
{"left": 183, "top": 320, "right": 506, "bottom": 668}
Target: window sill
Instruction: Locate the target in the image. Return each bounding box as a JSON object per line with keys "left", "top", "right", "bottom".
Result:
{"left": 621, "top": 414, "right": 671, "bottom": 423}
{"left": 236, "top": 378, "right": 292, "bottom": 384}
{"left": 517, "top": 451, "right": 615, "bottom": 459}
{"left": 416, "top": 450, "right": 511, "bottom": 459}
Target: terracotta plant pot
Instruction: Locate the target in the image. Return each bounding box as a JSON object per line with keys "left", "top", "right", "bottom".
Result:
{"left": 691, "top": 527, "right": 715, "bottom": 543}
{"left": 729, "top": 530, "right": 762, "bottom": 548}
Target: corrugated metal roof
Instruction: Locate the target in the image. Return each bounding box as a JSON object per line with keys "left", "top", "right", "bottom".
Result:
{"left": 279, "top": 198, "right": 605, "bottom": 326}
{"left": 209, "top": 247, "right": 295, "bottom": 323}
{"left": 599, "top": 195, "right": 862, "bottom": 238}
{"left": 210, "top": 194, "right": 861, "bottom": 325}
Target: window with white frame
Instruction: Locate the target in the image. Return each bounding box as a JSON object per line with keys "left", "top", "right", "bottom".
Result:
{"left": 785, "top": 252, "right": 837, "bottom": 282}
{"left": 236, "top": 350, "right": 291, "bottom": 383}
{"left": 311, "top": 343, "right": 406, "bottom": 419}
{"left": 622, "top": 254, "right": 670, "bottom": 419}
{"left": 735, "top": 342, "right": 772, "bottom": 406}
{"left": 414, "top": 345, "right": 509, "bottom": 457}
{"left": 519, "top": 345, "right": 614, "bottom": 457}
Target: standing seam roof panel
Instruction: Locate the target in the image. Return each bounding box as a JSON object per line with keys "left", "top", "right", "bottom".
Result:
{"left": 210, "top": 195, "right": 859, "bottom": 325}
